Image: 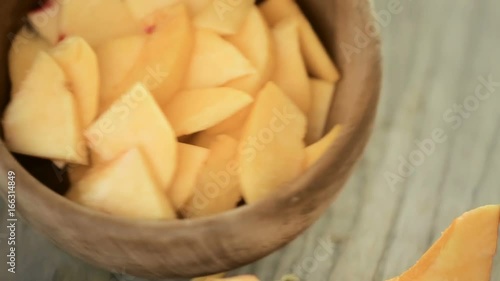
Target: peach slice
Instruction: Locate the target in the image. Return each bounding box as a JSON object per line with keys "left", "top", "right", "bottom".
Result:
{"left": 305, "top": 125, "right": 342, "bottom": 168}
{"left": 68, "top": 165, "right": 90, "bottom": 185}
{"left": 225, "top": 73, "right": 265, "bottom": 97}
{"left": 50, "top": 37, "right": 99, "bottom": 128}
{"left": 226, "top": 7, "right": 275, "bottom": 82}
{"left": 182, "top": 135, "right": 241, "bottom": 218}
{"left": 68, "top": 153, "right": 101, "bottom": 184}
{"left": 203, "top": 106, "right": 249, "bottom": 139}
{"left": 258, "top": 0, "right": 298, "bottom": 25}
{"left": 387, "top": 205, "right": 500, "bottom": 281}
{"left": 2, "top": 52, "right": 87, "bottom": 164}
{"left": 163, "top": 87, "right": 253, "bottom": 136}
{"left": 8, "top": 27, "right": 51, "bottom": 94}
{"left": 27, "top": 0, "right": 61, "bottom": 44}
{"left": 168, "top": 143, "right": 210, "bottom": 210}
{"left": 239, "top": 82, "right": 306, "bottom": 203}
{"left": 85, "top": 83, "right": 177, "bottom": 189}
{"left": 191, "top": 130, "right": 242, "bottom": 149}
{"left": 185, "top": 0, "right": 212, "bottom": 15}
{"left": 185, "top": 29, "right": 255, "bottom": 90}
{"left": 205, "top": 76, "right": 265, "bottom": 137}
{"left": 67, "top": 148, "right": 176, "bottom": 220}
{"left": 95, "top": 35, "right": 147, "bottom": 111}
{"left": 306, "top": 78, "right": 336, "bottom": 144}
{"left": 59, "top": 0, "right": 141, "bottom": 46}
{"left": 123, "top": 0, "right": 179, "bottom": 20}
{"left": 271, "top": 18, "right": 310, "bottom": 113}
{"left": 260, "top": 0, "right": 340, "bottom": 82}
{"left": 194, "top": 0, "right": 254, "bottom": 35}
{"left": 205, "top": 8, "right": 274, "bottom": 136}
{"left": 191, "top": 132, "right": 220, "bottom": 149}
{"left": 120, "top": 4, "right": 194, "bottom": 106}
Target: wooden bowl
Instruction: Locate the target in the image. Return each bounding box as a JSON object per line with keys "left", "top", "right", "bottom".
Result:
{"left": 0, "top": 0, "right": 381, "bottom": 279}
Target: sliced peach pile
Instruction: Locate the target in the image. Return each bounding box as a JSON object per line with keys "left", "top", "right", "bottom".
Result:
{"left": 387, "top": 205, "right": 500, "bottom": 281}
{"left": 2, "top": 0, "right": 341, "bottom": 220}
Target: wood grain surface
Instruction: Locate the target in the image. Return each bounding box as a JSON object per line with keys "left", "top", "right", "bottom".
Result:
{"left": 1, "top": 0, "right": 500, "bottom": 280}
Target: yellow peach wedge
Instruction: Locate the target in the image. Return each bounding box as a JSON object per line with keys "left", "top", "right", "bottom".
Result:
{"left": 306, "top": 78, "right": 336, "bottom": 144}
{"left": 85, "top": 83, "right": 177, "bottom": 190}
{"left": 387, "top": 205, "right": 500, "bottom": 281}
{"left": 185, "top": 29, "right": 255, "bottom": 90}
{"left": 163, "top": 87, "right": 253, "bottom": 137}
{"left": 50, "top": 37, "right": 99, "bottom": 127}
{"left": 182, "top": 135, "right": 241, "bottom": 218}
{"left": 8, "top": 27, "right": 51, "bottom": 94}
{"left": 96, "top": 35, "right": 146, "bottom": 112}
{"left": 59, "top": 0, "right": 141, "bottom": 46}
{"left": 169, "top": 143, "right": 210, "bottom": 210}
{"left": 271, "top": 18, "right": 310, "bottom": 113}
{"left": 260, "top": 0, "right": 340, "bottom": 82}
{"left": 305, "top": 125, "right": 343, "bottom": 168}
{"left": 67, "top": 148, "right": 176, "bottom": 220}
{"left": 2, "top": 52, "right": 87, "bottom": 164}
{"left": 239, "top": 82, "right": 306, "bottom": 203}
{"left": 123, "top": 0, "right": 180, "bottom": 21}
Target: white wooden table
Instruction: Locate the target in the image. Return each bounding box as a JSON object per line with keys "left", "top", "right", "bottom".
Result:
{"left": 1, "top": 0, "right": 500, "bottom": 280}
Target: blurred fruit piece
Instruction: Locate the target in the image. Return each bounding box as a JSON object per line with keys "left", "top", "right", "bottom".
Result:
{"left": 59, "top": 0, "right": 141, "bottom": 46}
{"left": 28, "top": 0, "right": 61, "bottom": 44}
{"left": 271, "top": 18, "right": 310, "bottom": 113}
{"left": 117, "top": 4, "right": 194, "bottom": 107}
{"left": 68, "top": 165, "right": 90, "bottom": 185}
{"left": 50, "top": 37, "right": 99, "bottom": 127}
{"left": 169, "top": 143, "right": 210, "bottom": 210}
{"left": 226, "top": 7, "right": 275, "bottom": 82}
{"left": 8, "top": 27, "right": 51, "bottom": 94}
{"left": 164, "top": 87, "right": 253, "bottom": 137}
{"left": 67, "top": 148, "right": 176, "bottom": 220}
{"left": 183, "top": 135, "right": 241, "bottom": 218}
{"left": 185, "top": 29, "right": 255, "bottom": 90}
{"left": 123, "top": 0, "right": 179, "bottom": 20}
{"left": 194, "top": 0, "right": 254, "bottom": 35}
{"left": 2, "top": 52, "right": 87, "bottom": 164}
{"left": 306, "top": 78, "right": 336, "bottom": 144}
{"left": 239, "top": 82, "right": 306, "bottom": 203}
{"left": 305, "top": 125, "right": 342, "bottom": 168}
{"left": 185, "top": 0, "right": 212, "bottom": 15}
{"left": 96, "top": 35, "right": 146, "bottom": 111}
{"left": 85, "top": 83, "right": 177, "bottom": 189}
{"left": 386, "top": 205, "right": 500, "bottom": 281}
{"left": 204, "top": 75, "right": 262, "bottom": 138}
{"left": 260, "top": 0, "right": 340, "bottom": 82}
